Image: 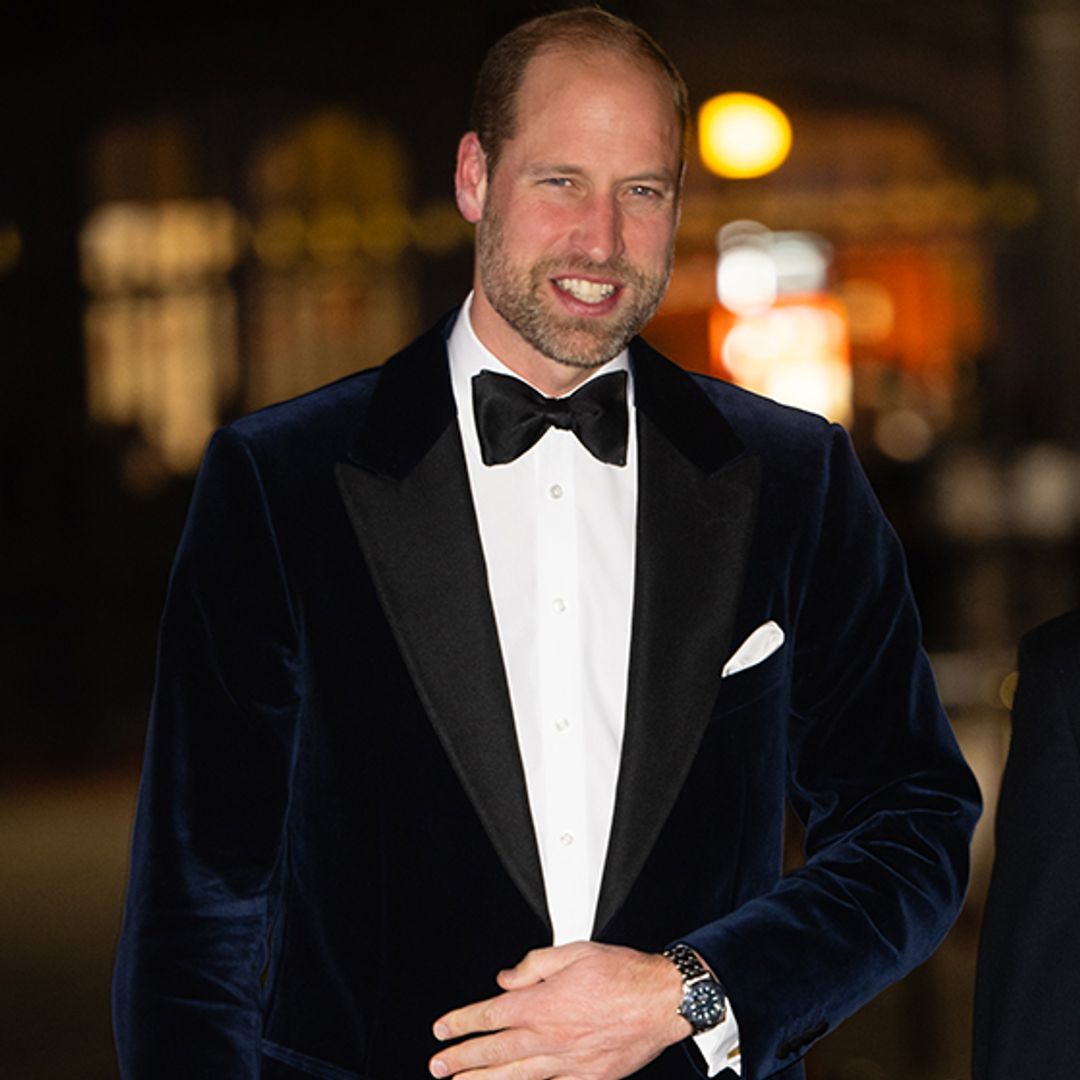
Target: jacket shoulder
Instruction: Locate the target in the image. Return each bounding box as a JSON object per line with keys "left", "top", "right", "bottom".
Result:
{"left": 686, "top": 369, "right": 838, "bottom": 455}
{"left": 1020, "top": 608, "right": 1080, "bottom": 661}
{"left": 219, "top": 313, "right": 456, "bottom": 465}
{"left": 631, "top": 335, "right": 842, "bottom": 483}
{"left": 1017, "top": 610, "right": 1080, "bottom": 712}
{"left": 225, "top": 366, "right": 382, "bottom": 461}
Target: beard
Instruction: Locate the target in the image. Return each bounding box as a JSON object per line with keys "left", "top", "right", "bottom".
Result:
{"left": 476, "top": 206, "right": 674, "bottom": 371}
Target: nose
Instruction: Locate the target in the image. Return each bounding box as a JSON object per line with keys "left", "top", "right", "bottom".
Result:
{"left": 570, "top": 195, "right": 623, "bottom": 265}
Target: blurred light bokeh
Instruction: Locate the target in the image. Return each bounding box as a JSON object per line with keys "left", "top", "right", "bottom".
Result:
{"left": 698, "top": 92, "right": 793, "bottom": 179}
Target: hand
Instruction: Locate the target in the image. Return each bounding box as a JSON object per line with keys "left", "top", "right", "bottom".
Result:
{"left": 429, "top": 940, "right": 690, "bottom": 1079}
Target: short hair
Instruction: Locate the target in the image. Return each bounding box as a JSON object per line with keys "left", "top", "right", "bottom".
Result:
{"left": 470, "top": 7, "right": 690, "bottom": 176}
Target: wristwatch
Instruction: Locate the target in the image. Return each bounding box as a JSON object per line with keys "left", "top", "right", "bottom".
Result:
{"left": 662, "top": 944, "right": 728, "bottom": 1034}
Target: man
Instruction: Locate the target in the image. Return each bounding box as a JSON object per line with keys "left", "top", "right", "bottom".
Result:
{"left": 973, "top": 609, "right": 1080, "bottom": 1078}
{"left": 113, "top": 9, "right": 980, "bottom": 1080}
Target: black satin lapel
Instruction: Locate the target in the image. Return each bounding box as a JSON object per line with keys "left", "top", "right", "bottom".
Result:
{"left": 593, "top": 413, "right": 761, "bottom": 935}
{"left": 336, "top": 426, "right": 549, "bottom": 931}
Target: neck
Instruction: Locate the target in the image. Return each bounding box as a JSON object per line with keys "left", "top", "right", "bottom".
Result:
{"left": 467, "top": 287, "right": 602, "bottom": 397}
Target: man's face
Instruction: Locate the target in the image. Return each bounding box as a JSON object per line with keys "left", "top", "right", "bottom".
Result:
{"left": 459, "top": 47, "right": 682, "bottom": 390}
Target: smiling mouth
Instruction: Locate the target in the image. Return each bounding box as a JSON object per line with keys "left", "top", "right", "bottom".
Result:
{"left": 553, "top": 277, "right": 619, "bottom": 304}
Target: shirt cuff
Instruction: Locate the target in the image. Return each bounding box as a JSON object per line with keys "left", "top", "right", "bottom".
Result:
{"left": 692, "top": 1001, "right": 741, "bottom": 1077}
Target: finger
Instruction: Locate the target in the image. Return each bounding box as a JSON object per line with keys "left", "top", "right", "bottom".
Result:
{"left": 441, "top": 1059, "right": 560, "bottom": 1080}
{"left": 462, "top": 1060, "right": 562, "bottom": 1080}
{"left": 435, "top": 989, "right": 527, "bottom": 1041}
{"left": 497, "top": 941, "right": 591, "bottom": 989}
{"left": 428, "top": 1028, "right": 541, "bottom": 1077}
{"left": 447, "top": 1056, "right": 561, "bottom": 1080}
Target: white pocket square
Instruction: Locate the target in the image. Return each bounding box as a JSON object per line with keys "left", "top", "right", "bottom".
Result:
{"left": 721, "top": 620, "right": 785, "bottom": 678}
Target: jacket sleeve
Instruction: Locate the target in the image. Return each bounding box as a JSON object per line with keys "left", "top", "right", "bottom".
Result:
{"left": 973, "top": 613, "right": 1080, "bottom": 1079}
{"left": 113, "top": 427, "right": 300, "bottom": 1078}
{"left": 682, "top": 425, "right": 981, "bottom": 1079}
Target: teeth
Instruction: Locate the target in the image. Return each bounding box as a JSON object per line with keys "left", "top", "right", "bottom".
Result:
{"left": 555, "top": 277, "right": 617, "bottom": 304}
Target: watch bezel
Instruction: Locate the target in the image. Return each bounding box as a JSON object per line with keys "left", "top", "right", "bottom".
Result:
{"left": 663, "top": 944, "right": 728, "bottom": 1035}
{"left": 680, "top": 977, "right": 727, "bottom": 1031}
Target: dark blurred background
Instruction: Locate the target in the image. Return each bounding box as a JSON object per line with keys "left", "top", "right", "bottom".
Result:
{"left": 2, "top": 1, "right": 1078, "bottom": 1076}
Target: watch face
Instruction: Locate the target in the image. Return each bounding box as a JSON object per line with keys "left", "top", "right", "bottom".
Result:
{"left": 684, "top": 981, "right": 726, "bottom": 1030}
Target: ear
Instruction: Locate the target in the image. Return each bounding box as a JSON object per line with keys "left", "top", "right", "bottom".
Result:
{"left": 455, "top": 132, "right": 488, "bottom": 224}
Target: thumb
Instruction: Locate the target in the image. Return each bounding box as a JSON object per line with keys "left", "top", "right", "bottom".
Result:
{"left": 496, "top": 941, "right": 591, "bottom": 989}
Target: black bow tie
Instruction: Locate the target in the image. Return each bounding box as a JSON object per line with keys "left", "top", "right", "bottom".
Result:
{"left": 471, "top": 369, "right": 629, "bottom": 467}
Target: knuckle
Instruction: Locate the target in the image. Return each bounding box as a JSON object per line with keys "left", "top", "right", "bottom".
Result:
{"left": 571, "top": 940, "right": 596, "bottom": 962}
{"left": 480, "top": 1035, "right": 505, "bottom": 1065}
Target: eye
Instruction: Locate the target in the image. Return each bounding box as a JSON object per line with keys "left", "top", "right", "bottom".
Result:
{"left": 627, "top": 184, "right": 661, "bottom": 199}
{"left": 540, "top": 176, "right": 574, "bottom": 189}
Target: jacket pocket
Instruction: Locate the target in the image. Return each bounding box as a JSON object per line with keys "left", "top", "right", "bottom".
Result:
{"left": 717, "top": 647, "right": 787, "bottom": 713}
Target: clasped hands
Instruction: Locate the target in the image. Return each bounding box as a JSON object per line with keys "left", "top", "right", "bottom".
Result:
{"left": 429, "top": 940, "right": 690, "bottom": 1079}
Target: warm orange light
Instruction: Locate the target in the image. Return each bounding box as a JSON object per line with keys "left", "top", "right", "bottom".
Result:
{"left": 699, "top": 93, "right": 793, "bottom": 179}
{"left": 709, "top": 295, "right": 852, "bottom": 425}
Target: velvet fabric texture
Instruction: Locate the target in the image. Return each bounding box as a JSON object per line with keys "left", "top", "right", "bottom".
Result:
{"left": 113, "top": 311, "right": 980, "bottom": 1079}
{"left": 973, "top": 609, "right": 1080, "bottom": 1078}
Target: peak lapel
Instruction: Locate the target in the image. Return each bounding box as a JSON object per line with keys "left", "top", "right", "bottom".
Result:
{"left": 335, "top": 317, "right": 549, "bottom": 931}
{"left": 594, "top": 341, "right": 761, "bottom": 935}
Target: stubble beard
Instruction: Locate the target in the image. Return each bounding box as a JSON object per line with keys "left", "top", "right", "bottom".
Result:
{"left": 476, "top": 206, "right": 674, "bottom": 371}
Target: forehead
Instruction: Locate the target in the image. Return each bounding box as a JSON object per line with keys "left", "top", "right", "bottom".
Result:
{"left": 507, "top": 46, "right": 681, "bottom": 170}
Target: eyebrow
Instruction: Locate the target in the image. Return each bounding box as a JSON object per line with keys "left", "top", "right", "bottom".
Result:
{"left": 523, "top": 163, "right": 586, "bottom": 177}
{"left": 523, "top": 163, "right": 677, "bottom": 186}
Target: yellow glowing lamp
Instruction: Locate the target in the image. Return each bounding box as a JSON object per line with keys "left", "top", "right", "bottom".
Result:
{"left": 699, "top": 93, "right": 793, "bottom": 179}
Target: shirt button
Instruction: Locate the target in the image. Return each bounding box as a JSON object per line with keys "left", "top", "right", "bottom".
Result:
{"left": 549, "top": 483, "right": 563, "bottom": 499}
{"left": 559, "top": 832, "right": 575, "bottom": 847}
{"left": 554, "top": 716, "right": 570, "bottom": 732}
{"left": 552, "top": 597, "right": 566, "bottom": 613}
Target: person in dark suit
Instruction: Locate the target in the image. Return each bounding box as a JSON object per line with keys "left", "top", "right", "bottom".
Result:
{"left": 974, "top": 609, "right": 1080, "bottom": 1078}
{"left": 113, "top": 9, "right": 979, "bottom": 1080}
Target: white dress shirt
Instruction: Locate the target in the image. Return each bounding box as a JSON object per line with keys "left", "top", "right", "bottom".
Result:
{"left": 447, "top": 295, "right": 740, "bottom": 1076}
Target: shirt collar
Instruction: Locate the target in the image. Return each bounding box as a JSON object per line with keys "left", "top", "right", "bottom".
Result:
{"left": 448, "top": 291, "right": 631, "bottom": 399}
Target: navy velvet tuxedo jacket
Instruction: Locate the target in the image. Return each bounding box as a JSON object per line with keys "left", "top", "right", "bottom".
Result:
{"left": 974, "top": 609, "right": 1080, "bottom": 1078}
{"left": 114, "top": 312, "right": 979, "bottom": 1080}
